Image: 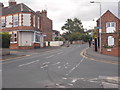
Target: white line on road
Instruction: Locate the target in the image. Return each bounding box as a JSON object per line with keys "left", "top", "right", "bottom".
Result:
{"left": 0, "top": 70, "right": 2, "bottom": 72}
{"left": 42, "top": 62, "right": 50, "bottom": 65}
{"left": 18, "top": 60, "right": 39, "bottom": 67}
{"left": 57, "top": 52, "right": 63, "bottom": 55}
{"left": 67, "top": 57, "right": 85, "bottom": 75}
{"left": 52, "top": 62, "right": 60, "bottom": 65}
{"left": 46, "top": 55, "right": 54, "bottom": 59}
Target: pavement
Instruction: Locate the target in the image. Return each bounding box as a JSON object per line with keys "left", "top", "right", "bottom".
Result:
{"left": 83, "top": 46, "right": 119, "bottom": 65}
{"left": 2, "top": 46, "right": 62, "bottom": 60}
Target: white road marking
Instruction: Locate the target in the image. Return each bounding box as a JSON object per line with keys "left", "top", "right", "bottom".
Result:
{"left": 57, "top": 52, "right": 63, "bottom": 55}
{"left": 18, "top": 60, "right": 39, "bottom": 67}
{"left": 0, "top": 70, "right": 2, "bottom": 72}
{"left": 68, "top": 83, "right": 73, "bottom": 86}
{"left": 52, "top": 62, "right": 60, "bottom": 65}
{"left": 71, "top": 79, "right": 78, "bottom": 83}
{"left": 41, "top": 65, "right": 48, "bottom": 68}
{"left": 42, "top": 62, "right": 50, "bottom": 65}
{"left": 67, "top": 57, "right": 85, "bottom": 75}
{"left": 46, "top": 55, "right": 54, "bottom": 59}
{"left": 62, "top": 77, "right": 67, "bottom": 80}
{"left": 58, "top": 66, "right": 61, "bottom": 69}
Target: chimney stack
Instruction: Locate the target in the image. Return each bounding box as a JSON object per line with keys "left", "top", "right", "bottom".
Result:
{"left": 9, "top": 0, "right": 16, "bottom": 6}
{"left": 0, "top": 3, "right": 4, "bottom": 8}
{"left": 41, "top": 10, "right": 47, "bottom": 17}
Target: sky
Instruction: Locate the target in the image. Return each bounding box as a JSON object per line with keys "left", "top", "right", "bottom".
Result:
{"left": 1, "top": 0, "right": 119, "bottom": 33}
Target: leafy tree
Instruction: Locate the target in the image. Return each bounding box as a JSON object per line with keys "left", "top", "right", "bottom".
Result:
{"left": 61, "top": 18, "right": 84, "bottom": 33}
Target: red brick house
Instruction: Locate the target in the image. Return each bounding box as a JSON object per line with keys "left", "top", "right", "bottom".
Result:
{"left": 0, "top": 0, "right": 52, "bottom": 49}
{"left": 97, "top": 10, "right": 120, "bottom": 56}
{"left": 39, "top": 10, "right": 52, "bottom": 41}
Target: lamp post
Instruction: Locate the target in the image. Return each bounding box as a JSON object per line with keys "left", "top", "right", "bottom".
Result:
{"left": 90, "top": 1, "right": 102, "bottom": 53}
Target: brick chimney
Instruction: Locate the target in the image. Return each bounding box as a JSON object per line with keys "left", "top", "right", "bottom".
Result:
{"left": 9, "top": 0, "right": 16, "bottom": 6}
{"left": 41, "top": 10, "right": 47, "bottom": 17}
{"left": 0, "top": 3, "right": 4, "bottom": 8}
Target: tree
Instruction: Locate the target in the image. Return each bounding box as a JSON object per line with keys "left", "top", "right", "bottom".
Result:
{"left": 61, "top": 18, "right": 84, "bottom": 33}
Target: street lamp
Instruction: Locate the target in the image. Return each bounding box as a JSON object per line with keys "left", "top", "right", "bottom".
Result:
{"left": 90, "top": 1, "right": 102, "bottom": 53}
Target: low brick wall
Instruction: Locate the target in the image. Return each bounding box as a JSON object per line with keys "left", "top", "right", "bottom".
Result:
{"left": 0, "top": 48, "right": 10, "bottom": 56}
{"left": 10, "top": 43, "right": 19, "bottom": 49}
{"left": 98, "top": 47, "right": 120, "bottom": 57}
{"left": 18, "top": 46, "right": 33, "bottom": 49}
{"left": 34, "top": 43, "right": 40, "bottom": 48}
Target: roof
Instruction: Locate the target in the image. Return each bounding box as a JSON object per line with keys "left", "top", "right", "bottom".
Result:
{"left": 2, "top": 3, "right": 37, "bottom": 16}
{"left": 97, "top": 10, "right": 120, "bottom": 22}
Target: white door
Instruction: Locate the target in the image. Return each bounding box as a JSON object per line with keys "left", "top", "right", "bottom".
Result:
{"left": 19, "top": 32, "right": 33, "bottom": 46}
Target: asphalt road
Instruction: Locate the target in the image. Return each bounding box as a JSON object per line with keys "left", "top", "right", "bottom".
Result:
{"left": 2, "top": 44, "right": 118, "bottom": 88}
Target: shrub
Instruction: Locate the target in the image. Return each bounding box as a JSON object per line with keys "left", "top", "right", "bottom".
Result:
{"left": 0, "top": 32, "right": 10, "bottom": 48}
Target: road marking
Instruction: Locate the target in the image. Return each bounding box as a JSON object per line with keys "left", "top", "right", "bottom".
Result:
{"left": 46, "top": 55, "right": 54, "bottom": 59}
{"left": 71, "top": 79, "right": 78, "bottom": 83}
{"left": 57, "top": 52, "right": 63, "bottom": 55}
{"left": 18, "top": 60, "right": 39, "bottom": 67}
{"left": 62, "top": 77, "right": 67, "bottom": 80}
{"left": 52, "top": 62, "right": 60, "bottom": 65}
{"left": 42, "top": 62, "right": 50, "bottom": 65}
{"left": 67, "top": 57, "right": 84, "bottom": 75}
{"left": 41, "top": 65, "right": 48, "bottom": 68}
{"left": 0, "top": 70, "right": 2, "bottom": 72}
{"left": 58, "top": 66, "right": 61, "bottom": 69}
{"left": 80, "top": 48, "right": 118, "bottom": 65}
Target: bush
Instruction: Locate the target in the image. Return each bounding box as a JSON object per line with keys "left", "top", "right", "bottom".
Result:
{"left": 0, "top": 32, "right": 10, "bottom": 48}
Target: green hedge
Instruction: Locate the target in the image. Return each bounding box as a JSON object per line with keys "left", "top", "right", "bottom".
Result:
{"left": 0, "top": 32, "right": 10, "bottom": 48}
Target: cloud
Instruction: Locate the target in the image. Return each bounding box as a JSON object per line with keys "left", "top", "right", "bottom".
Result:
{"left": 1, "top": 0, "right": 119, "bottom": 32}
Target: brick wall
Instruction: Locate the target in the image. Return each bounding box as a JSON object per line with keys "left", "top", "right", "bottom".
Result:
{"left": 40, "top": 10, "right": 52, "bottom": 41}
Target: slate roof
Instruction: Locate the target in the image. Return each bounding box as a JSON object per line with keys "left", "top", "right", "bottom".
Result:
{"left": 2, "top": 3, "right": 37, "bottom": 16}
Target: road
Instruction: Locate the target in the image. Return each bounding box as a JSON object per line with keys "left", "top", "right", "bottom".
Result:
{"left": 2, "top": 44, "right": 118, "bottom": 88}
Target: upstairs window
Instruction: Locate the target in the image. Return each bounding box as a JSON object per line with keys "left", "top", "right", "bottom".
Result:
{"left": 13, "top": 14, "right": 18, "bottom": 27}
{"left": 33, "top": 15, "right": 36, "bottom": 27}
{"left": 38, "top": 17, "right": 40, "bottom": 29}
{"left": 1, "top": 17, "right": 5, "bottom": 28}
{"left": 23, "top": 14, "right": 31, "bottom": 26}
{"left": 106, "top": 22, "right": 116, "bottom": 28}
{"left": 6, "top": 15, "right": 12, "bottom": 28}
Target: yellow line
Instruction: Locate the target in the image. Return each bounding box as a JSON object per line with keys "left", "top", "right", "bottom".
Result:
{"left": 80, "top": 48, "right": 118, "bottom": 65}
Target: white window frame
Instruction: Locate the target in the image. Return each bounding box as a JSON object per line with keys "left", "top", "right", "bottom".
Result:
{"left": 38, "top": 17, "right": 40, "bottom": 29}
{"left": 13, "top": 14, "right": 19, "bottom": 27}
{"left": 106, "top": 22, "right": 116, "bottom": 28}
{"left": 108, "top": 36, "right": 114, "bottom": 46}
{"left": 1, "top": 17, "right": 5, "bottom": 29}
{"left": 10, "top": 32, "right": 17, "bottom": 43}
{"left": 23, "top": 13, "right": 31, "bottom": 26}
{"left": 33, "top": 15, "right": 35, "bottom": 27}
{"left": 6, "top": 15, "right": 13, "bottom": 28}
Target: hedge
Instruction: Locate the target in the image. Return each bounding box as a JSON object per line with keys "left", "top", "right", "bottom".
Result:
{"left": 0, "top": 32, "right": 10, "bottom": 48}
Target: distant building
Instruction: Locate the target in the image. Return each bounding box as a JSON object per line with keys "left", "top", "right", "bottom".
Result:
{"left": 52, "top": 30, "right": 60, "bottom": 41}
{"left": 0, "top": 0, "right": 52, "bottom": 49}
{"left": 96, "top": 10, "right": 120, "bottom": 56}
{"left": 85, "top": 29, "right": 94, "bottom": 36}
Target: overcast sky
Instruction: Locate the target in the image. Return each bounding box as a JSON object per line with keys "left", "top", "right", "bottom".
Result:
{"left": 1, "top": 0, "right": 119, "bottom": 33}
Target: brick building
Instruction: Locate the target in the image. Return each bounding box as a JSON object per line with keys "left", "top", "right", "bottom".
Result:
{"left": 96, "top": 10, "right": 120, "bottom": 56}
{"left": 40, "top": 10, "right": 53, "bottom": 41}
{"left": 0, "top": 0, "right": 52, "bottom": 49}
